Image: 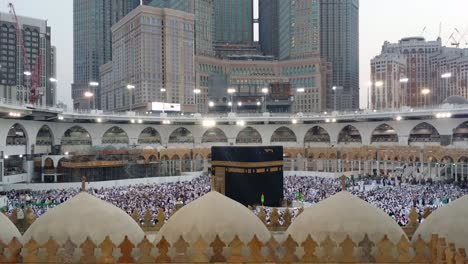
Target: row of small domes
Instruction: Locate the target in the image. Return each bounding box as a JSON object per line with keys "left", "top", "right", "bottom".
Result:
{"left": 1, "top": 190, "right": 467, "bottom": 250}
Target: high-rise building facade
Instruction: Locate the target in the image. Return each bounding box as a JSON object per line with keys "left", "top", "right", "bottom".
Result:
{"left": 372, "top": 37, "right": 442, "bottom": 108}
{"left": 147, "top": 0, "right": 215, "bottom": 57}
{"left": 214, "top": 0, "right": 253, "bottom": 45}
{"left": 370, "top": 54, "right": 407, "bottom": 109}
{"left": 100, "top": 6, "right": 195, "bottom": 112}
{"left": 320, "top": 0, "right": 359, "bottom": 111}
{"left": 0, "top": 12, "right": 54, "bottom": 106}
{"left": 259, "top": 0, "right": 320, "bottom": 60}
{"left": 72, "top": 0, "right": 140, "bottom": 110}
{"left": 259, "top": 0, "right": 279, "bottom": 57}
{"left": 430, "top": 48, "right": 468, "bottom": 104}
{"left": 195, "top": 55, "right": 329, "bottom": 113}
{"left": 278, "top": 0, "right": 320, "bottom": 60}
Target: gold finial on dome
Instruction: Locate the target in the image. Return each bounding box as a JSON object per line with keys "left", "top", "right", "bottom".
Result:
{"left": 340, "top": 175, "right": 347, "bottom": 191}
{"left": 81, "top": 176, "right": 86, "bottom": 192}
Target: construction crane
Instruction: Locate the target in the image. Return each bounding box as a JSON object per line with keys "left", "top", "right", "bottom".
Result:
{"left": 449, "top": 27, "right": 468, "bottom": 48}
{"left": 8, "top": 2, "right": 42, "bottom": 104}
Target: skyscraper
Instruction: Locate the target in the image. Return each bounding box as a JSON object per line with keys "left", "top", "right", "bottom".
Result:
{"left": 259, "top": 0, "right": 279, "bottom": 57}
{"left": 214, "top": 0, "right": 253, "bottom": 45}
{"left": 72, "top": 0, "right": 140, "bottom": 110}
{"left": 147, "top": 0, "right": 214, "bottom": 57}
{"left": 100, "top": 6, "right": 195, "bottom": 112}
{"left": 259, "top": 0, "right": 320, "bottom": 60}
{"left": 0, "top": 12, "right": 54, "bottom": 106}
{"left": 320, "top": 0, "right": 359, "bottom": 111}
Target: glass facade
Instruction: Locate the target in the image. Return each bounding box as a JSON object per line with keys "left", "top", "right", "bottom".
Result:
{"left": 72, "top": 0, "right": 140, "bottom": 110}
{"left": 147, "top": 0, "right": 214, "bottom": 57}
{"left": 214, "top": 0, "right": 253, "bottom": 44}
{"left": 261, "top": 0, "right": 320, "bottom": 60}
{"left": 320, "top": 0, "right": 359, "bottom": 110}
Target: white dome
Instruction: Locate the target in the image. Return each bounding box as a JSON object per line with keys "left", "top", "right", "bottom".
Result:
{"left": 23, "top": 192, "right": 145, "bottom": 245}
{"left": 157, "top": 191, "right": 271, "bottom": 244}
{"left": 0, "top": 211, "right": 21, "bottom": 243}
{"left": 413, "top": 195, "right": 468, "bottom": 249}
{"left": 287, "top": 191, "right": 406, "bottom": 244}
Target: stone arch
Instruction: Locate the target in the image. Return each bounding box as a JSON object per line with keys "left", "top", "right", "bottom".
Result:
{"left": 371, "top": 123, "right": 398, "bottom": 143}
{"left": 44, "top": 157, "right": 54, "bottom": 169}
{"left": 270, "top": 126, "right": 297, "bottom": 142}
{"left": 168, "top": 127, "right": 194, "bottom": 144}
{"left": 61, "top": 126, "right": 92, "bottom": 146}
{"left": 338, "top": 125, "right": 362, "bottom": 144}
{"left": 458, "top": 156, "right": 468, "bottom": 163}
{"left": 56, "top": 158, "right": 70, "bottom": 174}
{"left": 441, "top": 156, "right": 454, "bottom": 164}
{"left": 36, "top": 125, "right": 54, "bottom": 147}
{"left": 171, "top": 154, "right": 181, "bottom": 160}
{"left": 148, "top": 155, "right": 158, "bottom": 162}
{"left": 102, "top": 126, "right": 129, "bottom": 144}
{"left": 304, "top": 126, "right": 331, "bottom": 143}
{"left": 160, "top": 155, "right": 169, "bottom": 160}
{"left": 426, "top": 156, "right": 438, "bottom": 163}
{"left": 201, "top": 127, "right": 228, "bottom": 143}
{"left": 409, "top": 122, "right": 440, "bottom": 144}
{"left": 236, "top": 126, "right": 262, "bottom": 144}
{"left": 194, "top": 153, "right": 204, "bottom": 171}
{"left": 6, "top": 123, "right": 28, "bottom": 146}
{"left": 453, "top": 121, "right": 468, "bottom": 142}
{"left": 138, "top": 127, "right": 161, "bottom": 144}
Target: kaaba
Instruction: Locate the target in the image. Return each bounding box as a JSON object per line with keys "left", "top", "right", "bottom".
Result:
{"left": 211, "top": 146, "right": 283, "bottom": 207}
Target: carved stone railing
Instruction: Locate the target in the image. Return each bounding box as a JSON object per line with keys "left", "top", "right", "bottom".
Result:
{"left": 4, "top": 205, "right": 429, "bottom": 237}
{"left": 0, "top": 233, "right": 466, "bottom": 263}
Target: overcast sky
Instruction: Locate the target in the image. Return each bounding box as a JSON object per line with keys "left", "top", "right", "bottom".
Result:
{"left": 4, "top": 0, "right": 468, "bottom": 109}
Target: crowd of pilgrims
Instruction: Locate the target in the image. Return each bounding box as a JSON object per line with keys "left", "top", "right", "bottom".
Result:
{"left": 3, "top": 175, "right": 468, "bottom": 226}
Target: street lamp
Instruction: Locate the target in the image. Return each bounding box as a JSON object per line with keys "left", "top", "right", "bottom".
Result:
{"left": 374, "top": 82, "right": 384, "bottom": 109}
{"left": 398, "top": 78, "right": 408, "bottom": 107}
{"left": 227, "top": 88, "right": 236, "bottom": 113}
{"left": 421, "top": 88, "right": 431, "bottom": 108}
{"left": 261, "top": 87, "right": 268, "bottom": 112}
{"left": 84, "top": 91, "right": 94, "bottom": 111}
{"left": 332, "top": 86, "right": 344, "bottom": 112}
{"left": 441, "top": 72, "right": 452, "bottom": 101}
{"left": 296, "top": 88, "right": 305, "bottom": 93}
{"left": 193, "top": 88, "right": 201, "bottom": 113}
{"left": 127, "top": 84, "right": 135, "bottom": 111}
{"left": 88, "top": 81, "right": 99, "bottom": 110}
{"left": 23, "top": 71, "right": 31, "bottom": 76}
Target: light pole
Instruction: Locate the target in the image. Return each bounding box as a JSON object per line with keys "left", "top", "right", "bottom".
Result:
{"left": 261, "top": 87, "right": 268, "bottom": 113}
{"left": 441, "top": 72, "right": 452, "bottom": 102}
{"left": 374, "top": 82, "right": 383, "bottom": 109}
{"left": 127, "top": 84, "right": 135, "bottom": 111}
{"left": 89, "top": 81, "right": 99, "bottom": 110}
{"left": 23, "top": 71, "right": 32, "bottom": 104}
{"left": 193, "top": 88, "right": 201, "bottom": 113}
{"left": 296, "top": 88, "right": 305, "bottom": 112}
{"left": 332, "top": 86, "right": 344, "bottom": 111}
{"left": 84, "top": 91, "right": 94, "bottom": 111}
{"left": 421, "top": 88, "right": 431, "bottom": 108}
{"left": 227, "top": 88, "right": 236, "bottom": 113}
{"left": 49, "top": 77, "right": 58, "bottom": 106}
{"left": 366, "top": 81, "right": 372, "bottom": 110}
{"left": 399, "top": 78, "right": 408, "bottom": 108}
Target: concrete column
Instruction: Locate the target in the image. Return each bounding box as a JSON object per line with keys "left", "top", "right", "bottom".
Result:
{"left": 291, "top": 160, "right": 294, "bottom": 171}
{"left": 41, "top": 173, "right": 44, "bottom": 183}
{"left": 54, "top": 174, "right": 57, "bottom": 183}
